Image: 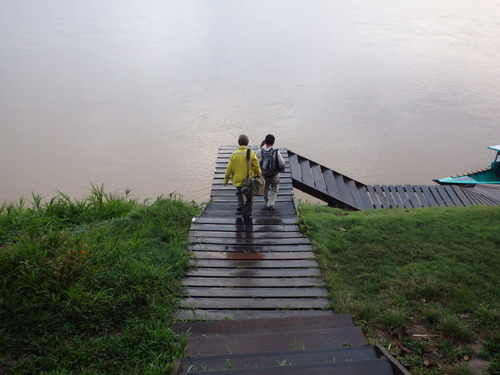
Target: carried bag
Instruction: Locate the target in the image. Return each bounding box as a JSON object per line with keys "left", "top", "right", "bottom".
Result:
{"left": 241, "top": 149, "right": 265, "bottom": 196}
{"left": 242, "top": 176, "right": 265, "bottom": 195}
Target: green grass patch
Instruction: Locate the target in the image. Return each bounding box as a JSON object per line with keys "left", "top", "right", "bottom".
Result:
{"left": 298, "top": 204, "right": 500, "bottom": 374}
{"left": 0, "top": 186, "right": 202, "bottom": 374}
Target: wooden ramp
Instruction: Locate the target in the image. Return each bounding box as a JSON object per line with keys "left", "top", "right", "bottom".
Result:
{"left": 172, "top": 146, "right": 409, "bottom": 375}
{"left": 288, "top": 149, "right": 500, "bottom": 210}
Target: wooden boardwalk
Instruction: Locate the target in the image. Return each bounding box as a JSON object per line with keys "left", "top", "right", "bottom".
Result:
{"left": 172, "top": 315, "right": 409, "bottom": 374}
{"left": 177, "top": 146, "right": 331, "bottom": 321}
{"left": 172, "top": 146, "right": 500, "bottom": 373}
{"left": 172, "top": 146, "right": 411, "bottom": 374}
{"left": 288, "top": 150, "right": 500, "bottom": 210}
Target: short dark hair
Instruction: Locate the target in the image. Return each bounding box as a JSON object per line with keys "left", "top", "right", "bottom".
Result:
{"left": 238, "top": 134, "right": 249, "bottom": 146}
{"left": 265, "top": 134, "right": 275, "bottom": 145}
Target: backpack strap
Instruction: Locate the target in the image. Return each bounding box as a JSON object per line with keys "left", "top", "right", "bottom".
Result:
{"left": 246, "top": 148, "right": 251, "bottom": 178}
{"left": 273, "top": 149, "right": 278, "bottom": 171}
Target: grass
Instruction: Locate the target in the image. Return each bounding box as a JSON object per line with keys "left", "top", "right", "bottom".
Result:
{"left": 298, "top": 204, "right": 500, "bottom": 375}
{"left": 0, "top": 185, "right": 202, "bottom": 374}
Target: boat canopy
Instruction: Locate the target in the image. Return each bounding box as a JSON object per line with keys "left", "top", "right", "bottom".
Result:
{"left": 487, "top": 145, "right": 500, "bottom": 152}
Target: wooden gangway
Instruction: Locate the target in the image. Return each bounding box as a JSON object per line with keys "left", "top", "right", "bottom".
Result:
{"left": 288, "top": 150, "right": 500, "bottom": 210}
{"left": 173, "top": 146, "right": 409, "bottom": 375}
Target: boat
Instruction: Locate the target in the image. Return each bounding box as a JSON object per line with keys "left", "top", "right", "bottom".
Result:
{"left": 434, "top": 145, "right": 500, "bottom": 185}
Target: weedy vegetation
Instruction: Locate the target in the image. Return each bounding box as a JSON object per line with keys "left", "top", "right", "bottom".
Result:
{"left": 0, "top": 185, "right": 202, "bottom": 374}
{"left": 298, "top": 204, "right": 499, "bottom": 375}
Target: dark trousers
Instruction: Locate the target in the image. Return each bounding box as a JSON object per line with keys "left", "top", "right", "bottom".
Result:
{"left": 236, "top": 186, "right": 253, "bottom": 218}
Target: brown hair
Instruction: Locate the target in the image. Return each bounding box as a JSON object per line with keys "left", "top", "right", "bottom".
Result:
{"left": 238, "top": 134, "right": 249, "bottom": 146}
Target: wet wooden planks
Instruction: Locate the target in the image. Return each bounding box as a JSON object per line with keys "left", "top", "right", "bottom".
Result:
{"left": 172, "top": 315, "right": 407, "bottom": 374}
{"left": 288, "top": 150, "right": 369, "bottom": 210}
{"left": 213, "top": 146, "right": 293, "bottom": 199}
{"left": 177, "top": 146, "right": 330, "bottom": 321}
{"left": 185, "top": 326, "right": 367, "bottom": 356}
{"left": 180, "top": 346, "right": 381, "bottom": 371}
{"left": 179, "top": 358, "right": 395, "bottom": 375}
{"left": 365, "top": 184, "right": 467, "bottom": 209}
{"left": 179, "top": 214, "right": 330, "bottom": 319}
{"left": 174, "top": 314, "right": 355, "bottom": 334}
{"left": 173, "top": 146, "right": 409, "bottom": 375}
{"left": 184, "top": 286, "right": 328, "bottom": 298}
{"left": 288, "top": 149, "right": 500, "bottom": 210}
{"left": 466, "top": 184, "right": 500, "bottom": 206}
{"left": 181, "top": 277, "right": 324, "bottom": 288}
{"left": 364, "top": 184, "right": 500, "bottom": 208}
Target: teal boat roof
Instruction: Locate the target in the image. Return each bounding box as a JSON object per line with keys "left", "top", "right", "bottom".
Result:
{"left": 488, "top": 145, "right": 500, "bottom": 152}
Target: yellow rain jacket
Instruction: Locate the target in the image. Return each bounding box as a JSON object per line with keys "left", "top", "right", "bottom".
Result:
{"left": 223, "top": 146, "right": 262, "bottom": 187}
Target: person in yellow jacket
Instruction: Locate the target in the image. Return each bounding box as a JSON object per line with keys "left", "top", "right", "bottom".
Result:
{"left": 223, "top": 134, "right": 262, "bottom": 219}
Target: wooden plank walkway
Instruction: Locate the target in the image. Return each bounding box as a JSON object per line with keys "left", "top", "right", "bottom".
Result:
{"left": 172, "top": 315, "right": 409, "bottom": 374}
{"left": 172, "top": 146, "right": 411, "bottom": 375}
{"left": 288, "top": 149, "right": 500, "bottom": 210}
{"left": 177, "top": 146, "right": 331, "bottom": 321}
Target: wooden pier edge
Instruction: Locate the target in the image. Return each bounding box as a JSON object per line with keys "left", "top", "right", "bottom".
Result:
{"left": 376, "top": 344, "right": 412, "bottom": 375}
{"left": 287, "top": 149, "right": 500, "bottom": 210}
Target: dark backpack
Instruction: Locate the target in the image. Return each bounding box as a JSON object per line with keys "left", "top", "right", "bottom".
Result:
{"left": 260, "top": 148, "right": 284, "bottom": 177}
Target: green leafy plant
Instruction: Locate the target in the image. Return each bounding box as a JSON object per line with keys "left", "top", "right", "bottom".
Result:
{"left": 0, "top": 187, "right": 201, "bottom": 374}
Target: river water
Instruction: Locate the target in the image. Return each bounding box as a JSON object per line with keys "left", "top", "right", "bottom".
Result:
{"left": 1, "top": 0, "right": 500, "bottom": 204}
